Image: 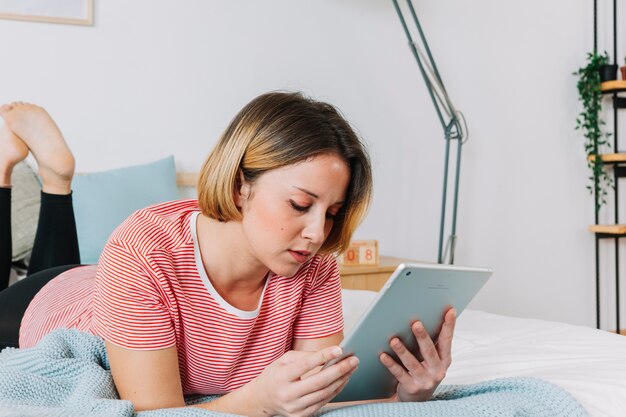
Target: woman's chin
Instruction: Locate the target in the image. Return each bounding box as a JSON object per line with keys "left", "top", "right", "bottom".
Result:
{"left": 265, "top": 252, "right": 314, "bottom": 277}
{"left": 268, "top": 260, "right": 302, "bottom": 278}
{"left": 271, "top": 266, "right": 300, "bottom": 278}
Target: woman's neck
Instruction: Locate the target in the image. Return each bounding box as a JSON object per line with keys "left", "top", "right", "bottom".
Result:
{"left": 195, "top": 213, "right": 269, "bottom": 295}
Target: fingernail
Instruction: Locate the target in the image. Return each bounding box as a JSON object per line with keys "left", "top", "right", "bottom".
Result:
{"left": 349, "top": 356, "right": 359, "bottom": 366}
{"left": 414, "top": 322, "right": 423, "bottom": 332}
{"left": 332, "top": 346, "right": 342, "bottom": 356}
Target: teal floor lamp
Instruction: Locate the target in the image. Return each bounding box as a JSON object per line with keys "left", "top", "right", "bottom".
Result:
{"left": 391, "top": 0, "right": 468, "bottom": 264}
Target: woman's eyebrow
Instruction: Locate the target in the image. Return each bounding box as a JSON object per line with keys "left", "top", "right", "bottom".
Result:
{"left": 294, "top": 186, "right": 318, "bottom": 198}
{"left": 293, "top": 186, "right": 344, "bottom": 205}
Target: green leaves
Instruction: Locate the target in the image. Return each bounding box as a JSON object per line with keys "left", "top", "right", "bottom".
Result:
{"left": 575, "top": 51, "right": 614, "bottom": 209}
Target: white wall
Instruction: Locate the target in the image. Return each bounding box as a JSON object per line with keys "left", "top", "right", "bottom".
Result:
{"left": 0, "top": 0, "right": 621, "bottom": 329}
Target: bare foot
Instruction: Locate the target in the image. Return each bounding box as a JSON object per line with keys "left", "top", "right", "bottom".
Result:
{"left": 0, "top": 104, "right": 29, "bottom": 187}
{"left": 2, "top": 103, "right": 74, "bottom": 194}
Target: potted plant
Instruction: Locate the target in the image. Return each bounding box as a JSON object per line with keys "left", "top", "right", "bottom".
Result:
{"left": 599, "top": 61, "right": 618, "bottom": 82}
{"left": 574, "top": 51, "right": 614, "bottom": 209}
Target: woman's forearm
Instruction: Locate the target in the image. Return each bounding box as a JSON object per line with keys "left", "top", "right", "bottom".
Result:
{"left": 192, "top": 384, "right": 267, "bottom": 417}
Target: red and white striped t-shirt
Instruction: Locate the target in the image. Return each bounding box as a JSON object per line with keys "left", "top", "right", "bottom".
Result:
{"left": 20, "top": 199, "right": 344, "bottom": 394}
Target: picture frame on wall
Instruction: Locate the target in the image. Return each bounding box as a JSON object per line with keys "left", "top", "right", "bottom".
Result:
{"left": 0, "top": 0, "right": 93, "bottom": 26}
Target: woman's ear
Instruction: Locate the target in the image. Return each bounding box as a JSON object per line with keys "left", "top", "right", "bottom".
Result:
{"left": 234, "top": 170, "right": 251, "bottom": 208}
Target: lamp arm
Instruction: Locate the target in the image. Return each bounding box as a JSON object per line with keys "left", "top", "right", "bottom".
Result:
{"left": 391, "top": 0, "right": 448, "bottom": 130}
{"left": 392, "top": 0, "right": 463, "bottom": 137}
{"left": 391, "top": 0, "right": 468, "bottom": 264}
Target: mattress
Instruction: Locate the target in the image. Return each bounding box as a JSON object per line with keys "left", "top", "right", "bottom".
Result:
{"left": 341, "top": 289, "right": 626, "bottom": 417}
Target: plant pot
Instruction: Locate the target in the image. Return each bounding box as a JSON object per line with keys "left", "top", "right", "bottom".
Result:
{"left": 599, "top": 64, "right": 618, "bottom": 82}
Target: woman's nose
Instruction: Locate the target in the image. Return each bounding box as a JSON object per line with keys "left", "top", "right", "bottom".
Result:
{"left": 301, "top": 213, "right": 326, "bottom": 244}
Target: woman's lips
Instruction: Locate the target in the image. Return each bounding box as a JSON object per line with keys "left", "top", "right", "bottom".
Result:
{"left": 289, "top": 250, "right": 310, "bottom": 264}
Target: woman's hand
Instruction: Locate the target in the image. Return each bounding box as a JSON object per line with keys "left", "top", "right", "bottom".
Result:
{"left": 246, "top": 345, "right": 359, "bottom": 417}
{"left": 379, "top": 308, "right": 456, "bottom": 402}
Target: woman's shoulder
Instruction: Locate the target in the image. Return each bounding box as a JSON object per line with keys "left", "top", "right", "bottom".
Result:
{"left": 106, "top": 199, "right": 199, "bottom": 254}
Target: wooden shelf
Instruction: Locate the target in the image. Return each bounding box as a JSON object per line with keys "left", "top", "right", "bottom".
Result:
{"left": 79, "top": 171, "right": 199, "bottom": 187}
{"left": 338, "top": 255, "right": 416, "bottom": 276}
{"left": 588, "top": 153, "right": 626, "bottom": 163}
{"left": 601, "top": 80, "right": 626, "bottom": 93}
{"left": 588, "top": 224, "right": 626, "bottom": 235}
{"left": 339, "top": 255, "right": 427, "bottom": 292}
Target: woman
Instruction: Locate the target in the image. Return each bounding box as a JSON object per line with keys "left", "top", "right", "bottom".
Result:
{"left": 0, "top": 93, "right": 456, "bottom": 416}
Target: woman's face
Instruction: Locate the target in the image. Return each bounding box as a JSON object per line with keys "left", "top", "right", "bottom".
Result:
{"left": 237, "top": 153, "right": 350, "bottom": 277}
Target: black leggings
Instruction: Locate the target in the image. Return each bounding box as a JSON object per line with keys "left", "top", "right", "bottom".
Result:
{"left": 0, "top": 187, "right": 81, "bottom": 350}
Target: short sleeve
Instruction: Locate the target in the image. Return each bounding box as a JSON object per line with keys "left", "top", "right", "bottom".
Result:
{"left": 91, "top": 241, "right": 176, "bottom": 350}
{"left": 292, "top": 255, "right": 344, "bottom": 339}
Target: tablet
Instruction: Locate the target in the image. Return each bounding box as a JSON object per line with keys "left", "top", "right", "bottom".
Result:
{"left": 330, "top": 262, "right": 492, "bottom": 402}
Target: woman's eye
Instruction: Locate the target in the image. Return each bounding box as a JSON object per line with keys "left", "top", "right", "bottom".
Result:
{"left": 290, "top": 201, "right": 310, "bottom": 212}
{"left": 289, "top": 200, "right": 339, "bottom": 219}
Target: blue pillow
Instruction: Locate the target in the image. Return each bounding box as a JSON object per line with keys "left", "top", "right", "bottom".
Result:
{"left": 72, "top": 156, "right": 180, "bottom": 264}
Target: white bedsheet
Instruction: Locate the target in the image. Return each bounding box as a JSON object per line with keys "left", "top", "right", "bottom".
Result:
{"left": 341, "top": 289, "right": 626, "bottom": 417}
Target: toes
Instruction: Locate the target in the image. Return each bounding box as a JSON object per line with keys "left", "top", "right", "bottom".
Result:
{"left": 0, "top": 104, "right": 13, "bottom": 116}
{"left": 9, "top": 102, "right": 42, "bottom": 112}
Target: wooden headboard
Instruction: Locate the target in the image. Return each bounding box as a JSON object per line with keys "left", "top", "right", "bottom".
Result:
{"left": 176, "top": 172, "right": 198, "bottom": 187}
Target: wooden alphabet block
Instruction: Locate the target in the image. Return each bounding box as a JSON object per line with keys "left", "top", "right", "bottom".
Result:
{"left": 336, "top": 240, "right": 379, "bottom": 266}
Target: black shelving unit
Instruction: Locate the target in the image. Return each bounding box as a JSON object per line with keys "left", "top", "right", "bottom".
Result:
{"left": 592, "top": 0, "right": 626, "bottom": 334}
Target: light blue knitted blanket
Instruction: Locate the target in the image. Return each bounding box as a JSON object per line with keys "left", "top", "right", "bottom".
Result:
{"left": 0, "top": 329, "right": 589, "bottom": 417}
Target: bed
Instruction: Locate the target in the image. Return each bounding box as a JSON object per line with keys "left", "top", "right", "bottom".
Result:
{"left": 6, "top": 165, "right": 625, "bottom": 416}
{"left": 341, "top": 288, "right": 626, "bottom": 417}
{"left": 1, "top": 283, "right": 623, "bottom": 416}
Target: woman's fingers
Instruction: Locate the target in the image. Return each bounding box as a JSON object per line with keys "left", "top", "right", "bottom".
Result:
{"left": 250, "top": 347, "right": 359, "bottom": 417}
{"left": 298, "top": 361, "right": 357, "bottom": 409}
{"left": 295, "top": 355, "right": 358, "bottom": 397}
{"left": 380, "top": 351, "right": 426, "bottom": 389}
{"left": 285, "top": 346, "right": 344, "bottom": 381}
{"left": 385, "top": 317, "right": 451, "bottom": 380}
{"left": 389, "top": 336, "right": 425, "bottom": 375}
{"left": 410, "top": 321, "right": 441, "bottom": 366}
{"left": 381, "top": 311, "right": 457, "bottom": 403}
{"left": 436, "top": 308, "right": 456, "bottom": 367}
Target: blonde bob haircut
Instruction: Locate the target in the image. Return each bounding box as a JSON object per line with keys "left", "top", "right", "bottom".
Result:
{"left": 197, "top": 91, "right": 372, "bottom": 255}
